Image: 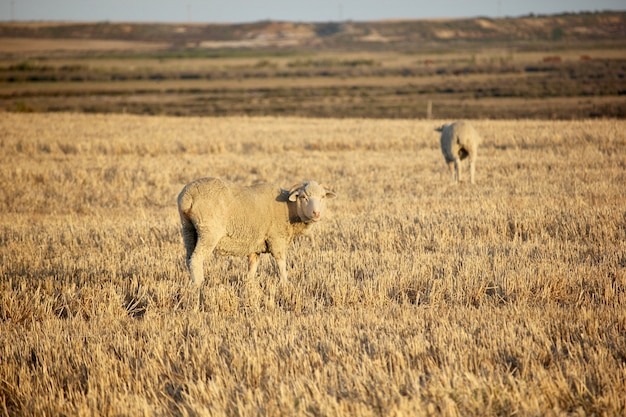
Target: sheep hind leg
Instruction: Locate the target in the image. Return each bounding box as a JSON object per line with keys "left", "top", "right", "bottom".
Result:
{"left": 188, "top": 253, "right": 205, "bottom": 286}
{"left": 180, "top": 217, "right": 198, "bottom": 265}
{"left": 180, "top": 216, "right": 203, "bottom": 284}
{"left": 447, "top": 161, "right": 456, "bottom": 182}
{"left": 452, "top": 160, "right": 462, "bottom": 182}
{"left": 188, "top": 232, "right": 220, "bottom": 286}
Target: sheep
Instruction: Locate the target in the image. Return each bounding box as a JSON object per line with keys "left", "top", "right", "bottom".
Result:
{"left": 435, "top": 120, "right": 482, "bottom": 184}
{"left": 177, "top": 177, "right": 336, "bottom": 285}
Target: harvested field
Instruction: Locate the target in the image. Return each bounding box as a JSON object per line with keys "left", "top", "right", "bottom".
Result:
{"left": 1, "top": 113, "right": 625, "bottom": 416}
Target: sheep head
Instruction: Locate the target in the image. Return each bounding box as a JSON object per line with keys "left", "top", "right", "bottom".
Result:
{"left": 288, "top": 181, "right": 336, "bottom": 223}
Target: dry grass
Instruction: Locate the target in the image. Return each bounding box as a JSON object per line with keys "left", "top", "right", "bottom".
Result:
{"left": 0, "top": 113, "right": 625, "bottom": 416}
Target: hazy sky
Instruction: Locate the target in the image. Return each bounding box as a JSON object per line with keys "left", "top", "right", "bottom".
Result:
{"left": 1, "top": 0, "right": 624, "bottom": 23}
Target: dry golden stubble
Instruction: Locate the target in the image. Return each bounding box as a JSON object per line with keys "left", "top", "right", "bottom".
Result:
{"left": 0, "top": 113, "right": 624, "bottom": 416}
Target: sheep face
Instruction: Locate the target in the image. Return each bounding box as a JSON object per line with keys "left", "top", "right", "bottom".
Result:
{"left": 288, "top": 181, "right": 336, "bottom": 222}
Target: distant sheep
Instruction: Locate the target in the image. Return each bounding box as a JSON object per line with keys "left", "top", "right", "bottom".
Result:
{"left": 435, "top": 120, "right": 482, "bottom": 184}
{"left": 177, "top": 177, "right": 336, "bottom": 285}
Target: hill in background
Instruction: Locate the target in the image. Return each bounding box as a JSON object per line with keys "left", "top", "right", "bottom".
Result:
{"left": 1, "top": 11, "right": 624, "bottom": 52}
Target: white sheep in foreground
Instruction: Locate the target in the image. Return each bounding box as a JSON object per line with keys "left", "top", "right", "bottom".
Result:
{"left": 435, "top": 120, "right": 482, "bottom": 184}
{"left": 177, "top": 177, "right": 336, "bottom": 285}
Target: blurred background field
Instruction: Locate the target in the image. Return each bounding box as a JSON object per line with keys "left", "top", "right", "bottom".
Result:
{"left": 1, "top": 12, "right": 625, "bottom": 119}
{"left": 0, "top": 113, "right": 624, "bottom": 415}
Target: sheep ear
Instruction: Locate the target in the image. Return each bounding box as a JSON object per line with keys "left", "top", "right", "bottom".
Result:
{"left": 288, "top": 183, "right": 303, "bottom": 201}
{"left": 434, "top": 125, "right": 444, "bottom": 132}
{"left": 289, "top": 183, "right": 304, "bottom": 193}
{"left": 319, "top": 185, "right": 336, "bottom": 199}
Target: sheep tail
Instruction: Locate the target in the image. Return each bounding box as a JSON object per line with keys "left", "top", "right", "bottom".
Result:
{"left": 178, "top": 191, "right": 194, "bottom": 216}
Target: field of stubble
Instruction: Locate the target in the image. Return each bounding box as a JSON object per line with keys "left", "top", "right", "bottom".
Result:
{"left": 0, "top": 113, "right": 625, "bottom": 416}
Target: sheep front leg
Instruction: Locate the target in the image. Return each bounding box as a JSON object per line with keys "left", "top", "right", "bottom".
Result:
{"left": 273, "top": 251, "right": 289, "bottom": 283}
{"left": 247, "top": 253, "right": 260, "bottom": 280}
{"left": 469, "top": 159, "right": 476, "bottom": 184}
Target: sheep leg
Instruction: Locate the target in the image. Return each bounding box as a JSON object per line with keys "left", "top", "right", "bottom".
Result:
{"left": 180, "top": 216, "right": 206, "bottom": 285}
{"left": 188, "top": 253, "right": 204, "bottom": 285}
{"left": 247, "top": 253, "right": 260, "bottom": 280}
{"left": 469, "top": 159, "right": 476, "bottom": 184}
{"left": 180, "top": 216, "right": 197, "bottom": 263}
{"left": 272, "top": 251, "right": 289, "bottom": 283}
{"left": 188, "top": 233, "right": 219, "bottom": 286}
{"left": 447, "top": 161, "right": 456, "bottom": 182}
